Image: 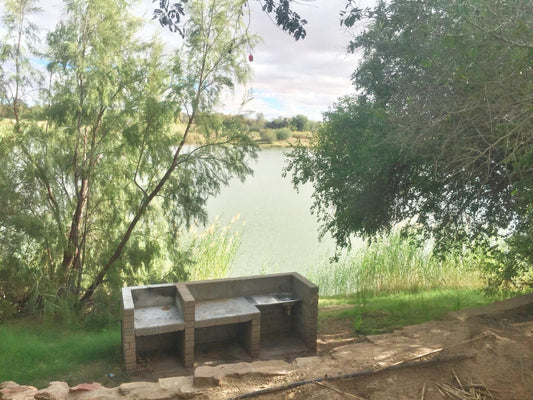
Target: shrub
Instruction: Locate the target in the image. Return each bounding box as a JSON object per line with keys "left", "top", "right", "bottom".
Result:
{"left": 260, "top": 129, "right": 276, "bottom": 144}
{"left": 275, "top": 128, "right": 292, "bottom": 141}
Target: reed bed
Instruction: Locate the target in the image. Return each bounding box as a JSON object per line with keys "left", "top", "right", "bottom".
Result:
{"left": 311, "top": 233, "right": 484, "bottom": 297}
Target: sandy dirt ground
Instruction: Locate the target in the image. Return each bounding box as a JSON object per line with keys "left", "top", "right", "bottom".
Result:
{"left": 203, "top": 295, "right": 533, "bottom": 400}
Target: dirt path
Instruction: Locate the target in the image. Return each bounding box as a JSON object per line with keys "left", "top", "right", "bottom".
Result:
{"left": 208, "top": 294, "right": 533, "bottom": 400}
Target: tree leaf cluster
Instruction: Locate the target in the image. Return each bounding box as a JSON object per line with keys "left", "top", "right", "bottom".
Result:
{"left": 0, "top": 0, "right": 258, "bottom": 316}
{"left": 287, "top": 0, "right": 533, "bottom": 287}
{"left": 154, "top": 0, "right": 307, "bottom": 41}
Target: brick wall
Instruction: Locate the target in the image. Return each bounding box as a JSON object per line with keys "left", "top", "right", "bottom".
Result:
{"left": 256, "top": 304, "right": 293, "bottom": 337}
{"left": 136, "top": 331, "right": 180, "bottom": 354}
{"left": 195, "top": 324, "right": 240, "bottom": 344}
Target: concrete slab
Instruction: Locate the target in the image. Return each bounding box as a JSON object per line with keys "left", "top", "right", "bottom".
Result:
{"left": 134, "top": 306, "right": 185, "bottom": 336}
{"left": 247, "top": 293, "right": 301, "bottom": 306}
{"left": 195, "top": 297, "right": 259, "bottom": 328}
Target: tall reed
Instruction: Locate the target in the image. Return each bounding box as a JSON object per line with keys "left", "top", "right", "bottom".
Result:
{"left": 311, "top": 232, "right": 483, "bottom": 296}
{"left": 184, "top": 215, "right": 241, "bottom": 281}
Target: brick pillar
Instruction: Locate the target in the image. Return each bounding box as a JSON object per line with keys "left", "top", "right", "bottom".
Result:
{"left": 176, "top": 283, "right": 195, "bottom": 368}
{"left": 292, "top": 273, "right": 319, "bottom": 350}
{"left": 121, "top": 287, "right": 137, "bottom": 372}
{"left": 242, "top": 315, "right": 261, "bottom": 357}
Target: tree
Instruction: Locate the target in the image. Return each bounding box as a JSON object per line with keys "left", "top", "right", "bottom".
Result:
{"left": 286, "top": 0, "right": 533, "bottom": 285}
{"left": 0, "top": 0, "right": 258, "bottom": 313}
{"left": 290, "top": 114, "right": 309, "bottom": 131}
{"left": 0, "top": 0, "right": 41, "bottom": 125}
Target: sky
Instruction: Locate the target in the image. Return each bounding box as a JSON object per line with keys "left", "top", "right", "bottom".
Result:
{"left": 4, "top": 0, "right": 373, "bottom": 121}
{"left": 223, "top": 0, "right": 365, "bottom": 120}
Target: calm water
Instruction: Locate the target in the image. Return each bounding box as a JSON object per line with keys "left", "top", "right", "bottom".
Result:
{"left": 206, "top": 147, "right": 335, "bottom": 276}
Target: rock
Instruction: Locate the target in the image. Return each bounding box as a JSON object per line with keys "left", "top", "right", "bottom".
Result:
{"left": 75, "top": 387, "right": 117, "bottom": 400}
{"left": 158, "top": 377, "right": 196, "bottom": 394}
{"left": 293, "top": 356, "right": 322, "bottom": 369}
{"left": 69, "top": 383, "right": 103, "bottom": 393}
{"left": 118, "top": 382, "right": 157, "bottom": 396}
{"left": 118, "top": 382, "right": 182, "bottom": 400}
{"left": 194, "top": 360, "right": 294, "bottom": 386}
{"left": 192, "top": 367, "right": 216, "bottom": 387}
{"left": 0, "top": 381, "right": 38, "bottom": 400}
{"left": 34, "top": 381, "right": 69, "bottom": 400}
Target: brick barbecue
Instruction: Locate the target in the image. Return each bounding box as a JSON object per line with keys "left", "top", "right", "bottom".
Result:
{"left": 121, "top": 273, "right": 318, "bottom": 372}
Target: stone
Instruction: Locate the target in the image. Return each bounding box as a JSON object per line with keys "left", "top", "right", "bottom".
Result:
{"left": 194, "top": 360, "right": 295, "bottom": 386}
{"left": 118, "top": 382, "right": 183, "bottom": 400}
{"left": 69, "top": 383, "right": 103, "bottom": 393}
{"left": 0, "top": 381, "right": 38, "bottom": 400}
{"left": 34, "top": 381, "right": 69, "bottom": 400}
{"left": 75, "top": 387, "right": 117, "bottom": 400}
{"left": 158, "top": 377, "right": 196, "bottom": 394}
{"left": 293, "top": 356, "right": 322, "bottom": 369}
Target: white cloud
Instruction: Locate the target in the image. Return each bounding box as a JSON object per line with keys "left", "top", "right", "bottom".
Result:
{"left": 238, "top": 0, "right": 362, "bottom": 120}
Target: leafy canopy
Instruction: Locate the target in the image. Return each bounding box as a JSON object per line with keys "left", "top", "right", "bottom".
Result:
{"left": 286, "top": 0, "right": 533, "bottom": 280}
{"left": 0, "top": 0, "right": 258, "bottom": 313}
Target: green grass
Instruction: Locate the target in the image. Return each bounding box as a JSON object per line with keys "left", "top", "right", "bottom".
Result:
{"left": 0, "top": 320, "right": 124, "bottom": 388}
{"left": 319, "top": 288, "right": 509, "bottom": 336}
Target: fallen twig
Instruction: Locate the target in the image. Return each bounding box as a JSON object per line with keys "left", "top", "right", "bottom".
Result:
{"left": 420, "top": 383, "right": 426, "bottom": 400}
{"left": 314, "top": 381, "right": 366, "bottom": 400}
{"left": 230, "top": 354, "right": 470, "bottom": 399}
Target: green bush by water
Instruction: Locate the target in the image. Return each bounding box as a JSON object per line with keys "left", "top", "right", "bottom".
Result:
{"left": 275, "top": 128, "right": 292, "bottom": 141}
{"left": 311, "top": 232, "right": 484, "bottom": 296}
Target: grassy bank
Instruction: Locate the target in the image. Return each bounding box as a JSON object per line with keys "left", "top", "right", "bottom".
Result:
{"left": 0, "top": 288, "right": 511, "bottom": 387}
{"left": 0, "top": 233, "right": 512, "bottom": 387}
{"left": 319, "top": 289, "right": 507, "bottom": 336}
{"left": 0, "top": 320, "right": 123, "bottom": 388}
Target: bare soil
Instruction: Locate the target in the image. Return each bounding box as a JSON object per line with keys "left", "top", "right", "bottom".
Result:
{"left": 206, "top": 297, "right": 533, "bottom": 400}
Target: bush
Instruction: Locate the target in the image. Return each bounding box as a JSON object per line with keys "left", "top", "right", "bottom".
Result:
{"left": 260, "top": 129, "right": 276, "bottom": 144}
{"left": 275, "top": 128, "right": 292, "bottom": 141}
{"left": 0, "top": 299, "right": 16, "bottom": 323}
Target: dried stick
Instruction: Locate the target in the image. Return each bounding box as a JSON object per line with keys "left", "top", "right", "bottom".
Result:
{"left": 420, "top": 383, "right": 426, "bottom": 400}
{"left": 314, "top": 381, "right": 366, "bottom": 400}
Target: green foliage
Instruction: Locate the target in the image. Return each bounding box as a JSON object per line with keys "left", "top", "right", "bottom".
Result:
{"left": 310, "top": 232, "right": 483, "bottom": 297}
{"left": 260, "top": 128, "right": 276, "bottom": 144}
{"left": 287, "top": 0, "right": 533, "bottom": 288}
{"left": 154, "top": 0, "right": 307, "bottom": 41}
{"left": 275, "top": 127, "right": 292, "bottom": 141}
{"left": 265, "top": 116, "right": 290, "bottom": 129}
{"left": 286, "top": 97, "right": 396, "bottom": 246}
{"left": 184, "top": 217, "right": 241, "bottom": 281}
{"left": 0, "top": 0, "right": 258, "bottom": 317}
{"left": 289, "top": 114, "right": 309, "bottom": 131}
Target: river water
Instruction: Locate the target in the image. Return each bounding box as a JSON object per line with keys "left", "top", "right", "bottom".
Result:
{"left": 206, "top": 147, "right": 335, "bottom": 277}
